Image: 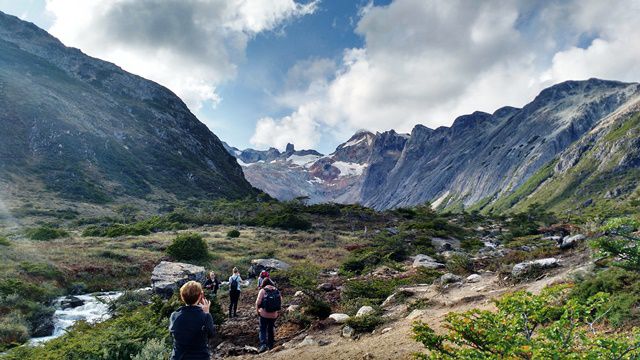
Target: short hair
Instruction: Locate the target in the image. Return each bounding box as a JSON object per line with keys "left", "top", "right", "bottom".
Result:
{"left": 261, "top": 278, "right": 274, "bottom": 288}
{"left": 180, "top": 281, "right": 203, "bottom": 305}
{"left": 233, "top": 267, "right": 239, "bottom": 274}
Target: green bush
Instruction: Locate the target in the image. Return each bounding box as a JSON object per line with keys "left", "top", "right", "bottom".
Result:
{"left": 303, "top": 297, "right": 332, "bottom": 319}
{"left": 226, "top": 229, "right": 240, "bottom": 238}
{"left": 108, "top": 291, "right": 151, "bottom": 315}
{"left": 445, "top": 253, "right": 475, "bottom": 275}
{"left": 570, "top": 268, "right": 640, "bottom": 326}
{"left": 24, "top": 226, "right": 68, "bottom": 241}
{"left": 82, "top": 215, "right": 188, "bottom": 238}
{"left": 346, "top": 313, "right": 383, "bottom": 333}
{"left": 260, "top": 213, "right": 312, "bottom": 230}
{"left": 18, "top": 262, "right": 63, "bottom": 280}
{"left": 413, "top": 285, "right": 639, "bottom": 359}
{"left": 131, "top": 338, "right": 170, "bottom": 360}
{"left": 0, "top": 313, "right": 30, "bottom": 351}
{"left": 270, "top": 262, "right": 320, "bottom": 292}
{"left": 0, "top": 236, "right": 10, "bottom": 246}
{"left": 166, "top": 233, "right": 209, "bottom": 261}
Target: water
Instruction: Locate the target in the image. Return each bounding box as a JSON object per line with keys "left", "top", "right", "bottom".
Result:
{"left": 29, "top": 291, "right": 123, "bottom": 345}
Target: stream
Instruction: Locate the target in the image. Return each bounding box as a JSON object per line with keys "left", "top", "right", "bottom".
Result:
{"left": 29, "top": 291, "right": 123, "bottom": 345}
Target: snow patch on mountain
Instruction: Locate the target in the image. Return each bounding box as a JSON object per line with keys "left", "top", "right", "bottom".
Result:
{"left": 332, "top": 161, "right": 368, "bottom": 177}
{"left": 287, "top": 154, "right": 322, "bottom": 168}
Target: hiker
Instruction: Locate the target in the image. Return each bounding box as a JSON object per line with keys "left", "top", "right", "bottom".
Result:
{"left": 228, "top": 267, "right": 242, "bottom": 318}
{"left": 169, "top": 281, "right": 215, "bottom": 360}
{"left": 255, "top": 278, "right": 282, "bottom": 353}
{"left": 204, "top": 271, "right": 220, "bottom": 296}
{"left": 257, "top": 270, "right": 269, "bottom": 289}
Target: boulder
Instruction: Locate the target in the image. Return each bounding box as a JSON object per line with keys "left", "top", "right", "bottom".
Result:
{"left": 356, "top": 306, "right": 375, "bottom": 317}
{"left": 431, "top": 237, "right": 460, "bottom": 251}
{"left": 342, "top": 325, "right": 355, "bottom": 338}
{"left": 151, "top": 261, "right": 206, "bottom": 298}
{"left": 560, "top": 234, "right": 585, "bottom": 249}
{"left": 60, "top": 295, "right": 85, "bottom": 309}
{"left": 512, "top": 258, "right": 561, "bottom": 278}
{"left": 329, "top": 313, "right": 350, "bottom": 324}
{"left": 296, "top": 336, "right": 317, "bottom": 348}
{"left": 412, "top": 254, "right": 445, "bottom": 269}
{"left": 248, "top": 258, "right": 291, "bottom": 278}
{"left": 317, "top": 282, "right": 335, "bottom": 291}
{"left": 438, "top": 273, "right": 462, "bottom": 285}
{"left": 31, "top": 314, "right": 55, "bottom": 337}
{"left": 465, "top": 274, "right": 481, "bottom": 283}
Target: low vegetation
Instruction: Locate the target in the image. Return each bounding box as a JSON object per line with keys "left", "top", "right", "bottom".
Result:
{"left": 166, "top": 232, "right": 209, "bottom": 261}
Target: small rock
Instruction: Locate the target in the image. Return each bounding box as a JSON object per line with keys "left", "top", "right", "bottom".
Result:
{"left": 385, "top": 227, "right": 399, "bottom": 235}
{"left": 317, "top": 282, "right": 335, "bottom": 291}
{"left": 356, "top": 306, "right": 375, "bottom": 317}
{"left": 412, "top": 254, "right": 445, "bottom": 269}
{"left": 438, "top": 273, "right": 462, "bottom": 285}
{"left": 407, "top": 309, "right": 426, "bottom": 320}
{"left": 294, "top": 291, "right": 306, "bottom": 298}
{"left": 329, "top": 313, "right": 350, "bottom": 324}
{"left": 342, "top": 325, "right": 355, "bottom": 338}
{"left": 287, "top": 305, "right": 300, "bottom": 313}
{"left": 560, "top": 234, "right": 585, "bottom": 249}
{"left": 317, "top": 339, "right": 331, "bottom": 346}
{"left": 381, "top": 327, "right": 393, "bottom": 334}
{"left": 363, "top": 353, "right": 374, "bottom": 360}
{"left": 296, "top": 336, "right": 316, "bottom": 348}
{"left": 465, "top": 274, "right": 481, "bottom": 283}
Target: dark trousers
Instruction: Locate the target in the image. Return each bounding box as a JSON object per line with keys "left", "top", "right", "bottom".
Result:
{"left": 229, "top": 290, "right": 240, "bottom": 316}
{"left": 259, "top": 316, "right": 276, "bottom": 349}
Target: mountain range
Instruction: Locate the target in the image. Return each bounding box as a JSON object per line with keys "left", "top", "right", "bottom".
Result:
{"left": 228, "top": 79, "right": 640, "bottom": 212}
{"left": 0, "top": 11, "right": 257, "bottom": 212}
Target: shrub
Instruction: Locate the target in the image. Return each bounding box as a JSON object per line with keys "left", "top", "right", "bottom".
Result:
{"left": 108, "top": 291, "right": 151, "bottom": 315}
{"left": 131, "top": 338, "right": 170, "bottom": 360}
{"left": 226, "top": 229, "right": 240, "bottom": 238}
{"left": 445, "top": 253, "right": 475, "bottom": 275}
{"left": 0, "top": 236, "right": 10, "bottom": 246}
{"left": 413, "top": 285, "right": 640, "bottom": 359}
{"left": 570, "top": 268, "right": 640, "bottom": 326}
{"left": 303, "top": 297, "right": 332, "bottom": 319}
{"left": 166, "top": 233, "right": 209, "bottom": 261}
{"left": 259, "top": 212, "right": 312, "bottom": 230}
{"left": 345, "top": 313, "right": 383, "bottom": 333}
{"left": 270, "top": 262, "right": 320, "bottom": 292}
{"left": 18, "top": 262, "right": 63, "bottom": 280}
{"left": 24, "top": 226, "right": 68, "bottom": 241}
{"left": 0, "top": 313, "right": 30, "bottom": 351}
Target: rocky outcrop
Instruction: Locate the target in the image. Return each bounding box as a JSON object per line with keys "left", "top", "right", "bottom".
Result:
{"left": 512, "top": 258, "right": 561, "bottom": 279}
{"left": 412, "top": 254, "right": 445, "bottom": 269}
{"left": 247, "top": 259, "right": 291, "bottom": 278}
{"left": 151, "top": 261, "right": 206, "bottom": 298}
{"left": 560, "top": 234, "right": 586, "bottom": 249}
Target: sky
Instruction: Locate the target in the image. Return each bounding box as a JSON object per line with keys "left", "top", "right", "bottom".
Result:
{"left": 1, "top": 0, "right": 640, "bottom": 154}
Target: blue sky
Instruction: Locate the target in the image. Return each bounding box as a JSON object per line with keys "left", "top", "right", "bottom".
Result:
{"left": 1, "top": 0, "right": 639, "bottom": 154}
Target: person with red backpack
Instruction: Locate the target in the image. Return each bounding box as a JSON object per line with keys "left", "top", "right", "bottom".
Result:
{"left": 255, "top": 278, "right": 281, "bottom": 353}
{"left": 257, "top": 270, "right": 269, "bottom": 289}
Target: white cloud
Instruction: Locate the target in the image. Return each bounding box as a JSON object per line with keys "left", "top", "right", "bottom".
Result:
{"left": 44, "top": 0, "right": 318, "bottom": 111}
{"left": 251, "top": 0, "right": 640, "bottom": 149}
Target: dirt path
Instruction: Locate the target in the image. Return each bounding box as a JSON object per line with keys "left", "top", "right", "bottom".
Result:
{"left": 225, "top": 256, "right": 585, "bottom": 360}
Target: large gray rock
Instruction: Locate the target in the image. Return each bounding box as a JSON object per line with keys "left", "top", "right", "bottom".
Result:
{"left": 412, "top": 254, "right": 445, "bottom": 269}
{"left": 438, "top": 273, "right": 462, "bottom": 285}
{"left": 512, "top": 258, "right": 561, "bottom": 279}
{"left": 248, "top": 258, "right": 291, "bottom": 278}
{"left": 151, "top": 261, "right": 206, "bottom": 298}
{"left": 329, "top": 313, "right": 350, "bottom": 324}
{"left": 560, "top": 234, "right": 586, "bottom": 249}
{"left": 356, "top": 306, "right": 375, "bottom": 317}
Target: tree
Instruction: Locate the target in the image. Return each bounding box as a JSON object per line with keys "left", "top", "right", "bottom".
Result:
{"left": 592, "top": 217, "right": 640, "bottom": 271}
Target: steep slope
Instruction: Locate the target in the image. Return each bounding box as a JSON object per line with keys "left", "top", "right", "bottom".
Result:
{"left": 0, "top": 12, "right": 257, "bottom": 208}
{"left": 363, "top": 79, "right": 640, "bottom": 210}
{"left": 489, "top": 94, "right": 640, "bottom": 215}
